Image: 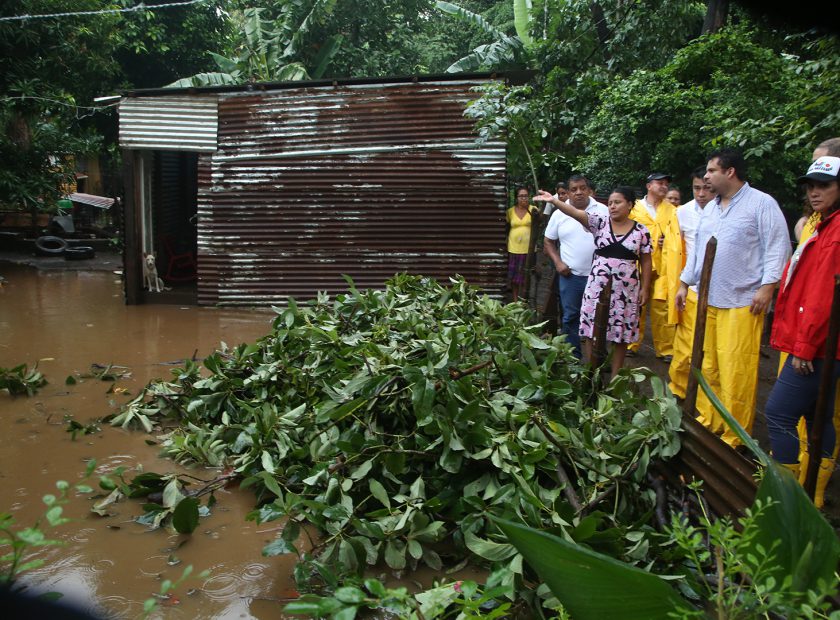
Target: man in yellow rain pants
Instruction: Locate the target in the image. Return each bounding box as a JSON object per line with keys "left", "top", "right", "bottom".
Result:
{"left": 668, "top": 167, "right": 716, "bottom": 399}
{"left": 788, "top": 137, "right": 840, "bottom": 505}
{"left": 675, "top": 149, "right": 789, "bottom": 447}
{"left": 629, "top": 172, "right": 682, "bottom": 361}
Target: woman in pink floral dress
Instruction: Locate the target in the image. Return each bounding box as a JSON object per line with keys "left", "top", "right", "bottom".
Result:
{"left": 534, "top": 186, "right": 652, "bottom": 378}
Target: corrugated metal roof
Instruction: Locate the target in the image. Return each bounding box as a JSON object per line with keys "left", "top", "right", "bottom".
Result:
{"left": 67, "top": 192, "right": 114, "bottom": 209}
{"left": 119, "top": 96, "right": 218, "bottom": 152}
{"left": 193, "top": 79, "right": 507, "bottom": 306}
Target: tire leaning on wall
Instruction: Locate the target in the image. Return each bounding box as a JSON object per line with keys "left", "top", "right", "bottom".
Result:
{"left": 34, "top": 235, "right": 68, "bottom": 256}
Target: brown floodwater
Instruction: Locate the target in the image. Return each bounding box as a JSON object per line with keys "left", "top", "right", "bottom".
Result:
{"left": 0, "top": 264, "right": 305, "bottom": 619}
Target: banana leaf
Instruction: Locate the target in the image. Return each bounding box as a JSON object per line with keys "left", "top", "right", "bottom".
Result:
{"left": 494, "top": 517, "right": 695, "bottom": 619}
{"left": 513, "top": 0, "right": 533, "bottom": 46}
{"left": 696, "top": 370, "right": 840, "bottom": 591}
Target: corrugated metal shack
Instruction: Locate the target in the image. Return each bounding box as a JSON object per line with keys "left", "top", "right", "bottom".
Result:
{"left": 118, "top": 74, "right": 508, "bottom": 305}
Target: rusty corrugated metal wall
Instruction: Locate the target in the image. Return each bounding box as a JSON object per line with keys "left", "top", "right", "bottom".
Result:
{"left": 196, "top": 79, "right": 506, "bottom": 306}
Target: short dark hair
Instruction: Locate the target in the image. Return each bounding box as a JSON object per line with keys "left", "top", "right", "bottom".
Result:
{"left": 816, "top": 137, "right": 840, "bottom": 157}
{"left": 707, "top": 148, "right": 747, "bottom": 181}
{"left": 567, "top": 173, "right": 591, "bottom": 188}
{"left": 556, "top": 181, "right": 568, "bottom": 191}
{"left": 515, "top": 185, "right": 529, "bottom": 196}
{"left": 690, "top": 166, "right": 706, "bottom": 181}
{"left": 610, "top": 185, "right": 636, "bottom": 204}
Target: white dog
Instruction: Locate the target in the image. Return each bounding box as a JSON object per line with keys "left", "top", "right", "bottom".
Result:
{"left": 143, "top": 252, "right": 164, "bottom": 292}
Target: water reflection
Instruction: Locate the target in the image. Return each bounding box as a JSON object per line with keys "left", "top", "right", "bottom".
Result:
{"left": 0, "top": 265, "right": 300, "bottom": 619}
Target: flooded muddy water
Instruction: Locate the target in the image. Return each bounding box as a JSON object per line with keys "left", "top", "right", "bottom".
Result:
{"left": 0, "top": 264, "right": 304, "bottom": 619}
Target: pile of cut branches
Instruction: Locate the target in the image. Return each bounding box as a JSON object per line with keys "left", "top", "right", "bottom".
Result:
{"left": 111, "top": 274, "right": 682, "bottom": 602}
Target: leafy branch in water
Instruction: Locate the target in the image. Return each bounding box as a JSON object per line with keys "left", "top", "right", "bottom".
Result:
{"left": 112, "top": 274, "right": 682, "bottom": 614}
{"left": 0, "top": 459, "right": 96, "bottom": 591}
{"left": 0, "top": 363, "right": 47, "bottom": 396}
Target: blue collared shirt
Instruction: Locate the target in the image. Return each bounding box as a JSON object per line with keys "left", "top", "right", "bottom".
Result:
{"left": 680, "top": 182, "right": 790, "bottom": 309}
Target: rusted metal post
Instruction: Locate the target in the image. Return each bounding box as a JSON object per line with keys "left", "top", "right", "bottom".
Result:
{"left": 684, "top": 237, "right": 717, "bottom": 414}
{"left": 523, "top": 207, "right": 541, "bottom": 306}
{"left": 803, "top": 274, "right": 840, "bottom": 500}
{"left": 590, "top": 278, "right": 612, "bottom": 369}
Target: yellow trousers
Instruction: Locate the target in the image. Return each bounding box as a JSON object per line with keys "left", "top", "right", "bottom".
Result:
{"left": 668, "top": 289, "right": 698, "bottom": 399}
{"left": 695, "top": 306, "right": 764, "bottom": 447}
{"left": 629, "top": 295, "right": 676, "bottom": 356}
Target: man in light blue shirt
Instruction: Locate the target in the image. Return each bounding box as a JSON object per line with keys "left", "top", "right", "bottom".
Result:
{"left": 675, "top": 148, "right": 790, "bottom": 447}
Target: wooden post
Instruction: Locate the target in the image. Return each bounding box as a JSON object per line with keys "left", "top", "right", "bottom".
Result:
{"left": 803, "top": 274, "right": 840, "bottom": 500}
{"left": 684, "top": 237, "right": 717, "bottom": 415}
{"left": 540, "top": 271, "right": 559, "bottom": 334}
{"left": 590, "top": 278, "right": 612, "bottom": 369}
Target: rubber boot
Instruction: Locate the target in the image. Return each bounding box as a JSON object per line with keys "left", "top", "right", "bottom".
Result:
{"left": 814, "top": 458, "right": 835, "bottom": 509}
{"left": 798, "top": 451, "right": 809, "bottom": 485}
{"left": 780, "top": 462, "right": 800, "bottom": 480}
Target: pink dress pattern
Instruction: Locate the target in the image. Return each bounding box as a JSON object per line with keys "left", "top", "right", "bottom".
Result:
{"left": 579, "top": 211, "right": 652, "bottom": 343}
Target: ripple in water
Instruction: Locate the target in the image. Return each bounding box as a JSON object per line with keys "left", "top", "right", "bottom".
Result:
{"left": 201, "top": 562, "right": 269, "bottom": 601}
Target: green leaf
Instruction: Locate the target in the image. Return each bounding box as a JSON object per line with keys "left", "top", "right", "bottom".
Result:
{"left": 384, "top": 539, "right": 406, "bottom": 570}
{"left": 171, "top": 497, "right": 200, "bottom": 534}
{"left": 369, "top": 479, "right": 390, "bottom": 510}
{"left": 494, "top": 517, "right": 691, "bottom": 619}
{"left": 263, "top": 536, "right": 297, "bottom": 557}
{"left": 464, "top": 530, "right": 516, "bottom": 562}
{"left": 513, "top": 0, "right": 533, "bottom": 47}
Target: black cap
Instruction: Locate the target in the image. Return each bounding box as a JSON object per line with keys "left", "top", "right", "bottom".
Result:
{"left": 646, "top": 172, "right": 672, "bottom": 183}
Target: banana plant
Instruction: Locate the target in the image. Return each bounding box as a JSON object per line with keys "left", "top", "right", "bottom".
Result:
{"left": 168, "top": 3, "right": 342, "bottom": 88}
{"left": 435, "top": 0, "right": 534, "bottom": 73}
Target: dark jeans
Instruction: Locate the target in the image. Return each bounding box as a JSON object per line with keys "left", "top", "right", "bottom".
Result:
{"left": 558, "top": 274, "right": 588, "bottom": 359}
{"left": 765, "top": 356, "right": 840, "bottom": 463}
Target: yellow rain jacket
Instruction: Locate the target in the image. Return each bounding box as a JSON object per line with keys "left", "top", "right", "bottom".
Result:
{"left": 629, "top": 199, "right": 683, "bottom": 324}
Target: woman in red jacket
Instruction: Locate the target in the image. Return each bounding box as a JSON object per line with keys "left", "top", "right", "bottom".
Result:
{"left": 766, "top": 155, "right": 840, "bottom": 507}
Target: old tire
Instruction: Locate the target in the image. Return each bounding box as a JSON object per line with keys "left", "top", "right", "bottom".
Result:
{"left": 64, "top": 246, "right": 95, "bottom": 260}
{"left": 34, "top": 235, "right": 68, "bottom": 256}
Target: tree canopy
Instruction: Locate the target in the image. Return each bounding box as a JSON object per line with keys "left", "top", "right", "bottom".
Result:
{"left": 0, "top": 0, "right": 837, "bottom": 215}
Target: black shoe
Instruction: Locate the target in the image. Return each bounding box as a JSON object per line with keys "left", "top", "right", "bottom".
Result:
{"left": 626, "top": 350, "right": 638, "bottom": 358}
{"left": 660, "top": 355, "right": 673, "bottom": 363}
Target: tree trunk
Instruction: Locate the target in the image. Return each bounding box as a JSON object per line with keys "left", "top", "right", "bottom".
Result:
{"left": 702, "top": 0, "right": 729, "bottom": 34}
{"left": 589, "top": 2, "right": 611, "bottom": 59}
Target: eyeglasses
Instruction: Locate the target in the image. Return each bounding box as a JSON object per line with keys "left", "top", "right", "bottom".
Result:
{"left": 516, "top": 195, "right": 529, "bottom": 199}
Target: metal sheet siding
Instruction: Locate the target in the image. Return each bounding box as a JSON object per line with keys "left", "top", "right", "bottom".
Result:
{"left": 119, "top": 96, "right": 218, "bottom": 152}
{"left": 196, "top": 80, "right": 507, "bottom": 306}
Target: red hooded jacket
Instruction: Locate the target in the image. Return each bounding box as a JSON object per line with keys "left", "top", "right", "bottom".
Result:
{"left": 770, "top": 209, "right": 840, "bottom": 361}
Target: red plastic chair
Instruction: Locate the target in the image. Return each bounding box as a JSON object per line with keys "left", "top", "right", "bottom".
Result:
{"left": 163, "top": 235, "right": 197, "bottom": 282}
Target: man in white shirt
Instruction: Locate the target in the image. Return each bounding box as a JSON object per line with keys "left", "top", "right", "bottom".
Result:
{"left": 676, "top": 149, "right": 790, "bottom": 447}
{"left": 668, "top": 167, "right": 716, "bottom": 398}
{"left": 543, "top": 174, "right": 606, "bottom": 358}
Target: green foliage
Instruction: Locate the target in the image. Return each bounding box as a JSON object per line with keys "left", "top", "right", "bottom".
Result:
{"left": 168, "top": 6, "right": 341, "bottom": 87}
{"left": 284, "top": 575, "right": 512, "bottom": 619}
{"left": 435, "top": 1, "right": 528, "bottom": 72}
{"left": 696, "top": 370, "right": 840, "bottom": 596}
{"left": 140, "top": 564, "right": 210, "bottom": 618}
{"left": 91, "top": 467, "right": 218, "bottom": 534}
{"left": 0, "top": 459, "right": 96, "bottom": 588}
{"left": 577, "top": 24, "right": 830, "bottom": 205}
{"left": 665, "top": 493, "right": 840, "bottom": 620}
{"left": 0, "top": 362, "right": 47, "bottom": 396}
{"left": 113, "top": 274, "right": 682, "bottom": 613}
{"left": 496, "top": 516, "right": 692, "bottom": 619}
